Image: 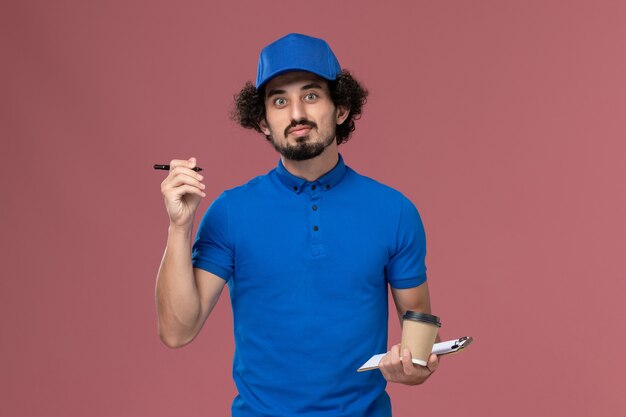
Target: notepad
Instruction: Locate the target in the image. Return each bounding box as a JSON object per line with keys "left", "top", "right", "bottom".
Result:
{"left": 357, "top": 336, "right": 473, "bottom": 372}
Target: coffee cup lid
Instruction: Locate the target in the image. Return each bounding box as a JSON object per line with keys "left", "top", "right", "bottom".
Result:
{"left": 402, "top": 311, "right": 441, "bottom": 327}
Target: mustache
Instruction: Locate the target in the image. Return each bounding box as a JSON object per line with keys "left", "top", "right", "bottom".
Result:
{"left": 284, "top": 119, "right": 317, "bottom": 137}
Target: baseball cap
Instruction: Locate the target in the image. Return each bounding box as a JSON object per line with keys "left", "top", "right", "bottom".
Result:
{"left": 256, "top": 33, "right": 341, "bottom": 88}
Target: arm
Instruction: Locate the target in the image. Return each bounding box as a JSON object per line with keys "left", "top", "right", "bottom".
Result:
{"left": 155, "top": 224, "right": 226, "bottom": 348}
{"left": 390, "top": 282, "right": 431, "bottom": 327}
{"left": 379, "top": 196, "right": 438, "bottom": 385}
{"left": 155, "top": 157, "right": 226, "bottom": 348}
{"left": 378, "top": 282, "right": 440, "bottom": 385}
{"left": 390, "top": 282, "right": 441, "bottom": 343}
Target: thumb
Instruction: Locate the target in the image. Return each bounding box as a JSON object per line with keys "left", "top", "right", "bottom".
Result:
{"left": 426, "top": 354, "right": 439, "bottom": 372}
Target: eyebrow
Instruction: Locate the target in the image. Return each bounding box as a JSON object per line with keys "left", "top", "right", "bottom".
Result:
{"left": 266, "top": 89, "right": 286, "bottom": 99}
{"left": 266, "top": 82, "right": 324, "bottom": 99}
{"left": 301, "top": 82, "right": 323, "bottom": 90}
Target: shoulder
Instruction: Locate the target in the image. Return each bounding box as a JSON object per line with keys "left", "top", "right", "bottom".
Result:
{"left": 343, "top": 167, "right": 424, "bottom": 230}
{"left": 220, "top": 170, "right": 275, "bottom": 201}
{"left": 199, "top": 172, "right": 272, "bottom": 230}
{"left": 344, "top": 167, "right": 414, "bottom": 206}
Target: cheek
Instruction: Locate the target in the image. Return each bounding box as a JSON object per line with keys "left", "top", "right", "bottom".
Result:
{"left": 318, "top": 104, "right": 339, "bottom": 124}
{"left": 318, "top": 112, "right": 338, "bottom": 130}
{"left": 264, "top": 113, "right": 284, "bottom": 133}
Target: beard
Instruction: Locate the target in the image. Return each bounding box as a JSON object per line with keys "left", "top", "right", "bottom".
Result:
{"left": 270, "top": 134, "right": 335, "bottom": 161}
{"left": 268, "top": 120, "right": 336, "bottom": 161}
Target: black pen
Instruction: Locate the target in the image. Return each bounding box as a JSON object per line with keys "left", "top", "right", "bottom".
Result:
{"left": 153, "top": 164, "right": 203, "bottom": 172}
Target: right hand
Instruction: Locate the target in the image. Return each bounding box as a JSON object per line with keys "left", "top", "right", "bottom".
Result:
{"left": 160, "top": 157, "right": 206, "bottom": 227}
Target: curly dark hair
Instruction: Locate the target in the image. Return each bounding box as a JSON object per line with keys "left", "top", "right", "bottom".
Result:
{"left": 230, "top": 70, "right": 368, "bottom": 145}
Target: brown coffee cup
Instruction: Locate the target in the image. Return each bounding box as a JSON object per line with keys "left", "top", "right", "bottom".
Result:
{"left": 400, "top": 311, "right": 441, "bottom": 366}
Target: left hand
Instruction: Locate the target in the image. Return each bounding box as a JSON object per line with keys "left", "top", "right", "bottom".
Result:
{"left": 378, "top": 344, "right": 439, "bottom": 386}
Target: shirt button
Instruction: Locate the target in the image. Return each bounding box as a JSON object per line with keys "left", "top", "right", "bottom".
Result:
{"left": 311, "top": 185, "right": 317, "bottom": 190}
{"left": 312, "top": 205, "right": 318, "bottom": 211}
{"left": 293, "top": 186, "right": 298, "bottom": 191}
{"left": 313, "top": 226, "right": 319, "bottom": 231}
{"left": 325, "top": 184, "right": 330, "bottom": 190}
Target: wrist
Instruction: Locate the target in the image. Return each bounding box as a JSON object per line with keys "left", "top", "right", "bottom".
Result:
{"left": 168, "top": 222, "right": 194, "bottom": 237}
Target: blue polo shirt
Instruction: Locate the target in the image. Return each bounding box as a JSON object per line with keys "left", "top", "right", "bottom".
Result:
{"left": 192, "top": 154, "right": 427, "bottom": 417}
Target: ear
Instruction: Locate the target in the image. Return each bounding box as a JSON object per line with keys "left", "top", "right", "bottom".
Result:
{"left": 336, "top": 106, "right": 350, "bottom": 126}
{"left": 258, "top": 118, "right": 271, "bottom": 136}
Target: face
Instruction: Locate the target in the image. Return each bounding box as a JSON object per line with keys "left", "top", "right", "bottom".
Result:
{"left": 259, "top": 71, "right": 349, "bottom": 161}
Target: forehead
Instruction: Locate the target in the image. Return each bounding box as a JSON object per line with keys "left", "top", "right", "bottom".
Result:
{"left": 263, "top": 71, "right": 329, "bottom": 96}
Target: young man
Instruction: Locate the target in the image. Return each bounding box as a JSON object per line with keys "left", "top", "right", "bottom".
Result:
{"left": 156, "top": 33, "right": 439, "bottom": 417}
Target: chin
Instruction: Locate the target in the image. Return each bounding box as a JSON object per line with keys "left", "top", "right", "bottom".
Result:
{"left": 294, "top": 136, "right": 310, "bottom": 144}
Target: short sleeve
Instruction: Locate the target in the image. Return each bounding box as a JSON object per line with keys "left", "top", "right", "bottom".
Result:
{"left": 191, "top": 192, "right": 234, "bottom": 281}
{"left": 385, "top": 196, "right": 427, "bottom": 289}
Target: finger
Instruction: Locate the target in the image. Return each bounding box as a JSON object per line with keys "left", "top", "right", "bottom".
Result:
{"left": 167, "top": 157, "right": 200, "bottom": 174}
{"left": 174, "top": 184, "right": 206, "bottom": 198}
{"left": 388, "top": 345, "right": 403, "bottom": 378}
{"left": 401, "top": 348, "right": 415, "bottom": 375}
{"left": 162, "top": 174, "right": 205, "bottom": 200}
{"left": 387, "top": 345, "right": 406, "bottom": 380}
{"left": 389, "top": 345, "right": 402, "bottom": 367}
{"left": 169, "top": 158, "right": 196, "bottom": 170}
{"left": 167, "top": 171, "right": 206, "bottom": 190}
{"left": 378, "top": 352, "right": 393, "bottom": 381}
{"left": 426, "top": 354, "right": 439, "bottom": 373}
{"left": 168, "top": 164, "right": 204, "bottom": 181}
{"left": 379, "top": 351, "right": 392, "bottom": 370}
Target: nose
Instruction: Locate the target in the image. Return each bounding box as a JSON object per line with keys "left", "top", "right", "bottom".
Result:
{"left": 289, "top": 98, "right": 306, "bottom": 121}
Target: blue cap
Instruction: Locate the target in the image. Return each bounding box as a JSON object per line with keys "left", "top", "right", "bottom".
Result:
{"left": 256, "top": 33, "right": 341, "bottom": 88}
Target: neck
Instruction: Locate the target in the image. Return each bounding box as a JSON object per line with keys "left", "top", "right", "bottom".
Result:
{"left": 281, "top": 143, "right": 339, "bottom": 182}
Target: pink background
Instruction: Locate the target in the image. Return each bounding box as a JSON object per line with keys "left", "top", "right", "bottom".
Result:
{"left": 1, "top": 1, "right": 625, "bottom": 416}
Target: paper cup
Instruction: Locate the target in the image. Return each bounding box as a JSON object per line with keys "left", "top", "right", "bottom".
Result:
{"left": 400, "top": 311, "right": 441, "bottom": 366}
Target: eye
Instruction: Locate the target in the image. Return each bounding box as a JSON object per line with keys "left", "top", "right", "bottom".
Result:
{"left": 304, "top": 93, "right": 318, "bottom": 101}
{"left": 273, "top": 97, "right": 287, "bottom": 107}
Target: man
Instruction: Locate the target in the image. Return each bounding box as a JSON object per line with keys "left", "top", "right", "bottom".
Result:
{"left": 156, "top": 33, "right": 439, "bottom": 417}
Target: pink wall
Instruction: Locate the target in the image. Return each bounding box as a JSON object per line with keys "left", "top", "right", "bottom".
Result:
{"left": 1, "top": 1, "right": 625, "bottom": 416}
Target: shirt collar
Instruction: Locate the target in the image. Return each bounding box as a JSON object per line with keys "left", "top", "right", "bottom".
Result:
{"left": 275, "top": 154, "right": 348, "bottom": 194}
